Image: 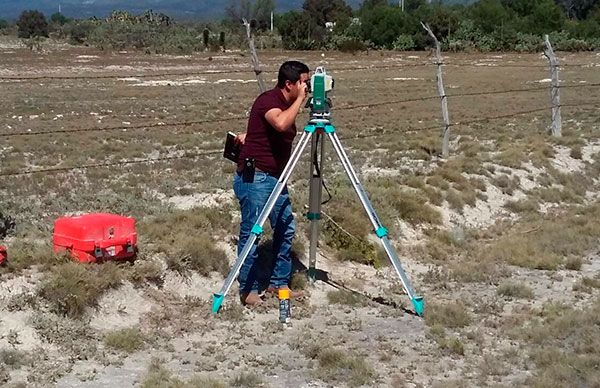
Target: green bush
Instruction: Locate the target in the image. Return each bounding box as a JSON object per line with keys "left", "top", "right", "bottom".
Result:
{"left": 393, "top": 34, "right": 416, "bottom": 51}
{"left": 17, "top": 10, "right": 49, "bottom": 38}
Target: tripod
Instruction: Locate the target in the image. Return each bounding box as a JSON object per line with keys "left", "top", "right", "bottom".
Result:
{"left": 212, "top": 90, "right": 424, "bottom": 317}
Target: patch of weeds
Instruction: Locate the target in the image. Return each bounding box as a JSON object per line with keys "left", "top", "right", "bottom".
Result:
{"left": 390, "top": 190, "right": 442, "bottom": 225}
{"left": 484, "top": 233, "right": 562, "bottom": 270}
{"left": 104, "top": 327, "right": 145, "bottom": 353}
{"left": 564, "top": 257, "right": 583, "bottom": 271}
{"left": 140, "top": 358, "right": 182, "bottom": 388}
{"left": 6, "top": 292, "right": 38, "bottom": 312}
{"left": 322, "top": 220, "right": 381, "bottom": 267}
{"left": 573, "top": 276, "right": 600, "bottom": 293}
{"left": 491, "top": 174, "right": 520, "bottom": 195}
{"left": 30, "top": 313, "right": 97, "bottom": 359}
{"left": 0, "top": 349, "right": 30, "bottom": 369}
{"left": 427, "top": 324, "right": 465, "bottom": 356}
{"left": 186, "top": 376, "right": 227, "bottom": 388}
{"left": 425, "top": 302, "right": 471, "bottom": 329}
{"left": 140, "top": 209, "right": 230, "bottom": 276}
{"left": 126, "top": 257, "right": 164, "bottom": 287}
{"left": 218, "top": 301, "right": 245, "bottom": 322}
{"left": 446, "top": 188, "right": 465, "bottom": 212}
{"left": 422, "top": 185, "right": 444, "bottom": 206}
{"left": 426, "top": 174, "right": 450, "bottom": 190}
{"left": 315, "top": 348, "right": 377, "bottom": 387}
{"left": 327, "top": 289, "right": 369, "bottom": 307}
{"left": 534, "top": 187, "right": 582, "bottom": 204}
{"left": 422, "top": 228, "right": 466, "bottom": 263}
{"left": 37, "top": 261, "right": 123, "bottom": 318}
{"left": 230, "top": 371, "right": 263, "bottom": 387}
{"left": 481, "top": 203, "right": 600, "bottom": 270}
{"left": 521, "top": 298, "right": 600, "bottom": 387}
{"left": 497, "top": 281, "right": 534, "bottom": 299}
{"left": 166, "top": 233, "right": 228, "bottom": 277}
{"left": 140, "top": 358, "right": 227, "bottom": 388}
{"left": 504, "top": 198, "right": 539, "bottom": 214}
{"left": 6, "top": 240, "right": 65, "bottom": 272}
{"left": 496, "top": 147, "right": 525, "bottom": 168}
{"left": 289, "top": 271, "right": 308, "bottom": 290}
{"left": 469, "top": 177, "right": 487, "bottom": 192}
{"left": 570, "top": 146, "right": 583, "bottom": 159}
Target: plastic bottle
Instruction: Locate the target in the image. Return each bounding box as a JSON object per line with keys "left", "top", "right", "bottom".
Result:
{"left": 278, "top": 288, "right": 291, "bottom": 325}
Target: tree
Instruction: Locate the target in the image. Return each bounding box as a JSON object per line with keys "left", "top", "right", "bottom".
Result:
{"left": 469, "top": 0, "right": 510, "bottom": 34}
{"left": 302, "top": 0, "right": 353, "bottom": 27}
{"left": 50, "top": 12, "right": 71, "bottom": 26}
{"left": 225, "top": 0, "right": 253, "bottom": 24}
{"left": 0, "top": 19, "right": 8, "bottom": 30}
{"left": 254, "top": 0, "right": 275, "bottom": 30}
{"left": 17, "top": 10, "right": 49, "bottom": 39}
{"left": 556, "top": 0, "right": 598, "bottom": 20}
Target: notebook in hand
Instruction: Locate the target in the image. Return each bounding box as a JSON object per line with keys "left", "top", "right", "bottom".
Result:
{"left": 223, "top": 131, "right": 241, "bottom": 163}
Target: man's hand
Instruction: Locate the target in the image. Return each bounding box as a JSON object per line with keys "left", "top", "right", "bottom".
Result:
{"left": 235, "top": 133, "right": 246, "bottom": 145}
{"left": 297, "top": 79, "right": 308, "bottom": 102}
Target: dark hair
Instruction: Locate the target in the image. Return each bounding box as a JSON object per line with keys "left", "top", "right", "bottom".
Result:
{"left": 277, "top": 60, "right": 310, "bottom": 88}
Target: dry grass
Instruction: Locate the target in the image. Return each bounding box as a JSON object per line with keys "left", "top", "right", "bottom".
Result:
{"left": 497, "top": 281, "right": 534, "bottom": 299}
{"left": 230, "top": 372, "right": 263, "bottom": 387}
{"left": 428, "top": 325, "right": 465, "bottom": 356}
{"left": 315, "top": 348, "right": 376, "bottom": 387}
{"left": 140, "top": 358, "right": 226, "bottom": 388}
{"left": 140, "top": 208, "right": 230, "bottom": 276}
{"left": 425, "top": 302, "right": 472, "bottom": 329}
{"left": 104, "top": 327, "right": 146, "bottom": 353}
{"left": 0, "top": 47, "right": 599, "bottom": 387}
{"left": 0, "top": 349, "right": 31, "bottom": 369}
{"left": 478, "top": 203, "right": 600, "bottom": 270}
{"left": 519, "top": 299, "right": 600, "bottom": 387}
{"left": 327, "top": 289, "right": 369, "bottom": 307}
{"left": 37, "top": 261, "right": 123, "bottom": 318}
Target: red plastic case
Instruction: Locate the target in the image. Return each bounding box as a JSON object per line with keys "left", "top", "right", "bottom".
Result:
{"left": 53, "top": 213, "right": 137, "bottom": 263}
{"left": 0, "top": 245, "right": 7, "bottom": 266}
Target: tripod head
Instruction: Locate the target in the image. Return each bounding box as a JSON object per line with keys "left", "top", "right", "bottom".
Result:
{"left": 306, "top": 66, "right": 334, "bottom": 120}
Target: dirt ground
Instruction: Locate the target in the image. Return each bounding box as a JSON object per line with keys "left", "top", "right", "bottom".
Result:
{"left": 1, "top": 37, "right": 600, "bottom": 387}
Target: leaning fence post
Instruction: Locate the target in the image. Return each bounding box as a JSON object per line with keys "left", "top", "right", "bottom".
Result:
{"left": 242, "top": 18, "right": 267, "bottom": 93}
{"left": 421, "top": 22, "right": 451, "bottom": 158}
{"left": 543, "top": 35, "right": 562, "bottom": 137}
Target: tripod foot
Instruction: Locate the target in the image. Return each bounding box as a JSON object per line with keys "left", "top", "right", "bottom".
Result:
{"left": 412, "top": 296, "right": 425, "bottom": 317}
{"left": 212, "top": 293, "right": 225, "bottom": 314}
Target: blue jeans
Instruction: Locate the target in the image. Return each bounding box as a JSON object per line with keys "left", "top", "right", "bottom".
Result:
{"left": 233, "top": 171, "right": 296, "bottom": 293}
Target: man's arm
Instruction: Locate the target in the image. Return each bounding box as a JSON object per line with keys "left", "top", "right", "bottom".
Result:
{"left": 264, "top": 83, "right": 307, "bottom": 132}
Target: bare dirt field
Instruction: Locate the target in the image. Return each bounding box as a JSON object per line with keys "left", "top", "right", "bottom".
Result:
{"left": 1, "top": 38, "right": 600, "bottom": 387}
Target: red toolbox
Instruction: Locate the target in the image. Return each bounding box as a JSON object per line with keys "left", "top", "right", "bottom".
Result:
{"left": 53, "top": 213, "right": 137, "bottom": 263}
{"left": 0, "top": 245, "right": 6, "bottom": 266}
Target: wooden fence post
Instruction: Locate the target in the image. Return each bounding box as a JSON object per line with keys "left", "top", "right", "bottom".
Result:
{"left": 421, "top": 22, "right": 451, "bottom": 158}
{"left": 544, "top": 34, "right": 562, "bottom": 137}
{"left": 242, "top": 18, "right": 267, "bottom": 94}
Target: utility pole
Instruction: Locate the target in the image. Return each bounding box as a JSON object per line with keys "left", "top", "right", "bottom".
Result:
{"left": 59, "top": 3, "right": 62, "bottom": 13}
{"left": 271, "top": 11, "right": 273, "bottom": 32}
{"left": 400, "top": 0, "right": 404, "bottom": 12}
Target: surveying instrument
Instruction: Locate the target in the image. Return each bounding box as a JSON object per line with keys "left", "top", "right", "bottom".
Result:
{"left": 212, "top": 67, "right": 424, "bottom": 317}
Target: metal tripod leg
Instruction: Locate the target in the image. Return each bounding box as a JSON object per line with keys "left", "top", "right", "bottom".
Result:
{"left": 307, "top": 129, "right": 325, "bottom": 283}
{"left": 212, "top": 129, "right": 313, "bottom": 313}
{"left": 326, "top": 129, "right": 424, "bottom": 316}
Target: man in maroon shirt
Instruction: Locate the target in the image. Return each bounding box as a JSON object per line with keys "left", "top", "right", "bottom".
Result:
{"left": 234, "top": 61, "right": 310, "bottom": 306}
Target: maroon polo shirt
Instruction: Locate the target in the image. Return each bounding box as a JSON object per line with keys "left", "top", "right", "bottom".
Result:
{"left": 238, "top": 87, "right": 297, "bottom": 176}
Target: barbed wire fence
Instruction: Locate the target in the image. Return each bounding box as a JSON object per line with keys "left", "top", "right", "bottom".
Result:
{"left": 0, "top": 46, "right": 598, "bottom": 179}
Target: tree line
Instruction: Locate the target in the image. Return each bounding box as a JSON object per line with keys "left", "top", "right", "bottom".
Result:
{"left": 2, "top": 0, "right": 599, "bottom": 53}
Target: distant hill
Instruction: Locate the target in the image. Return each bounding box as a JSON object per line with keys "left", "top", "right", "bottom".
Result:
{"left": 0, "top": 1, "right": 473, "bottom": 21}
{"left": 0, "top": 0, "right": 360, "bottom": 20}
